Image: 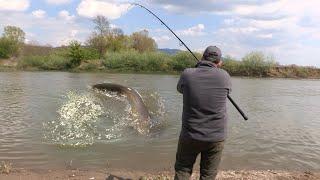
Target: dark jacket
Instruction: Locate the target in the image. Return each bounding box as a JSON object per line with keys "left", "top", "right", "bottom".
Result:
{"left": 177, "top": 61, "right": 232, "bottom": 142}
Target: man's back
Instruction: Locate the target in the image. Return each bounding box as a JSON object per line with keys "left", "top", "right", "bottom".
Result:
{"left": 177, "top": 61, "right": 232, "bottom": 142}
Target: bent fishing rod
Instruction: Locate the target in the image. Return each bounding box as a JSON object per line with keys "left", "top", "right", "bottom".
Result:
{"left": 132, "top": 3, "right": 248, "bottom": 121}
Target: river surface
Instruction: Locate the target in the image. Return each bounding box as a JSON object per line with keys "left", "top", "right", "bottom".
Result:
{"left": 0, "top": 72, "right": 320, "bottom": 171}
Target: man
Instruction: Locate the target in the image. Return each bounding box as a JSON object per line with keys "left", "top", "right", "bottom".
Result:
{"left": 174, "top": 46, "right": 232, "bottom": 180}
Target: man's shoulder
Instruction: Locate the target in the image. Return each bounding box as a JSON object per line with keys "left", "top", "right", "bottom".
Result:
{"left": 183, "top": 67, "right": 197, "bottom": 72}
{"left": 181, "top": 68, "right": 196, "bottom": 77}
{"left": 183, "top": 67, "right": 231, "bottom": 77}
{"left": 217, "top": 68, "right": 231, "bottom": 78}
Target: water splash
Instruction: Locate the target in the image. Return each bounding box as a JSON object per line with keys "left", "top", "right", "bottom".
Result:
{"left": 141, "top": 90, "right": 167, "bottom": 129}
{"left": 44, "top": 91, "right": 103, "bottom": 147}
{"left": 94, "top": 89, "right": 135, "bottom": 140}
{"left": 43, "top": 89, "right": 167, "bottom": 147}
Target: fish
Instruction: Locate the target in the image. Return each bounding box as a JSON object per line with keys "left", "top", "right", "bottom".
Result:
{"left": 92, "top": 83, "right": 151, "bottom": 135}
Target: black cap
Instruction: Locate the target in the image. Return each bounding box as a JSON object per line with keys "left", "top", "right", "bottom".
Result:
{"left": 202, "top": 46, "right": 222, "bottom": 62}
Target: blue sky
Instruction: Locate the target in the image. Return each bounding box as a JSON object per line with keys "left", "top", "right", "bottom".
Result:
{"left": 0, "top": 0, "right": 320, "bottom": 66}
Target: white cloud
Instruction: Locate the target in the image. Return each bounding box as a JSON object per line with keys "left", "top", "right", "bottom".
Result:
{"left": 0, "top": 0, "right": 29, "bottom": 11}
{"left": 32, "top": 9, "right": 46, "bottom": 18}
{"left": 59, "top": 29, "right": 79, "bottom": 45}
{"left": 153, "top": 35, "right": 170, "bottom": 44}
{"left": 149, "top": 0, "right": 275, "bottom": 14}
{"left": 178, "top": 24, "right": 205, "bottom": 36}
{"left": 77, "top": 0, "right": 131, "bottom": 19}
{"left": 257, "top": 33, "right": 273, "bottom": 39}
{"left": 0, "top": 11, "right": 89, "bottom": 47}
{"left": 46, "top": 0, "right": 72, "bottom": 5}
{"left": 58, "top": 10, "right": 75, "bottom": 21}
{"left": 220, "top": 27, "right": 259, "bottom": 34}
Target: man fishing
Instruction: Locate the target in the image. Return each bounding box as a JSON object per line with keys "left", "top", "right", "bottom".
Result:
{"left": 174, "top": 46, "right": 232, "bottom": 180}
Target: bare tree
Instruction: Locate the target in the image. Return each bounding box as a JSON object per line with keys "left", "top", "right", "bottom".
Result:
{"left": 93, "top": 15, "right": 110, "bottom": 37}
{"left": 88, "top": 15, "right": 111, "bottom": 59}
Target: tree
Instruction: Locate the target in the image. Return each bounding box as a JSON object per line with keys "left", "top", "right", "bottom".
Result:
{"left": 0, "top": 37, "right": 18, "bottom": 58}
{"left": 67, "top": 40, "right": 84, "bottom": 68}
{"left": 86, "top": 32, "right": 108, "bottom": 59}
{"left": 88, "top": 15, "right": 110, "bottom": 59}
{"left": 106, "top": 28, "right": 128, "bottom": 52}
{"left": 3, "top": 26, "right": 25, "bottom": 44}
{"left": 0, "top": 26, "right": 25, "bottom": 57}
{"left": 130, "top": 30, "right": 157, "bottom": 52}
{"left": 93, "top": 15, "right": 110, "bottom": 36}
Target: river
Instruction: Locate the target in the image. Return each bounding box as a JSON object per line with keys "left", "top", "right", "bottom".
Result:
{"left": 0, "top": 72, "right": 319, "bottom": 171}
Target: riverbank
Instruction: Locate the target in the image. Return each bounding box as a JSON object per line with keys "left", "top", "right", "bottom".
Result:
{"left": 2, "top": 64, "right": 320, "bottom": 80}
{"left": 2, "top": 55, "right": 320, "bottom": 79}
{"left": 1, "top": 168, "right": 319, "bottom": 180}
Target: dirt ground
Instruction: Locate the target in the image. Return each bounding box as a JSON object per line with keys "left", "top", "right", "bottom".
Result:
{"left": 0, "top": 169, "right": 319, "bottom": 180}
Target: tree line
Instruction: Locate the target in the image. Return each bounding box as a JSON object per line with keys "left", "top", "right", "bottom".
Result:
{"left": 0, "top": 15, "right": 157, "bottom": 61}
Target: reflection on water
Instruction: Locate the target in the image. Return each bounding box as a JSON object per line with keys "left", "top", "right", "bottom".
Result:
{"left": 0, "top": 72, "right": 320, "bottom": 171}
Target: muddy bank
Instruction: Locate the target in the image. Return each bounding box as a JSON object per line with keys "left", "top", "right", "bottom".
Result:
{"left": 1, "top": 169, "right": 319, "bottom": 180}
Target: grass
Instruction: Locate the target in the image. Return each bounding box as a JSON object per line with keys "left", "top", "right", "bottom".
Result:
{"left": 17, "top": 54, "right": 71, "bottom": 70}
{"left": 103, "top": 50, "right": 171, "bottom": 72}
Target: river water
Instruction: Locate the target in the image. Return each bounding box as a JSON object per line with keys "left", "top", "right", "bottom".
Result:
{"left": 0, "top": 72, "right": 319, "bottom": 171}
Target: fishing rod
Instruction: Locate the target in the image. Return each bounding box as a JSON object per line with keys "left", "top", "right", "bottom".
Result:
{"left": 132, "top": 3, "right": 248, "bottom": 121}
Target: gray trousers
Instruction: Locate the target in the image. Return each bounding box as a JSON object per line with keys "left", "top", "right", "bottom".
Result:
{"left": 174, "top": 138, "right": 224, "bottom": 180}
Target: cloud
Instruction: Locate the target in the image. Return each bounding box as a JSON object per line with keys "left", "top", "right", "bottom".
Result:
{"left": 153, "top": 35, "right": 170, "bottom": 44}
{"left": 137, "top": 1, "right": 320, "bottom": 66}
{"left": 58, "top": 10, "right": 75, "bottom": 21}
{"left": 77, "top": 0, "right": 131, "bottom": 19}
{"left": 256, "top": 33, "right": 273, "bottom": 39}
{"left": 0, "top": 11, "right": 89, "bottom": 47}
{"left": 59, "top": 29, "right": 79, "bottom": 45}
{"left": 149, "top": 0, "right": 275, "bottom": 14}
{"left": 46, "top": 0, "right": 72, "bottom": 5}
{"left": 0, "top": 0, "right": 29, "bottom": 11}
{"left": 32, "top": 9, "right": 46, "bottom": 18}
{"left": 177, "top": 24, "right": 205, "bottom": 36}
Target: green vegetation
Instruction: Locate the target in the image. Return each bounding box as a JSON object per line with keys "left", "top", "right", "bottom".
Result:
{"left": 103, "top": 50, "right": 198, "bottom": 72}
{"left": 67, "top": 41, "right": 85, "bottom": 68}
{"left": 18, "top": 54, "right": 70, "bottom": 70}
{"left": 223, "top": 52, "right": 277, "bottom": 77}
{"left": 0, "top": 16, "right": 320, "bottom": 79}
{"left": 86, "top": 15, "right": 157, "bottom": 59}
{"left": 0, "top": 26, "right": 25, "bottom": 58}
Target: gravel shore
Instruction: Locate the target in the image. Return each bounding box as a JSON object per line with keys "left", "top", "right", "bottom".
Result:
{"left": 0, "top": 169, "right": 319, "bottom": 180}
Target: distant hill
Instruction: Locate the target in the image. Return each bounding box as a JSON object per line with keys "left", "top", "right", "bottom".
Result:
{"left": 158, "top": 48, "right": 182, "bottom": 55}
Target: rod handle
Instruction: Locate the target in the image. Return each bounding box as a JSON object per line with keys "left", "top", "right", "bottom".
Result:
{"left": 227, "top": 94, "right": 248, "bottom": 121}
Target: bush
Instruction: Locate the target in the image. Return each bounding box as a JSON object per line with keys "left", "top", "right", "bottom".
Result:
{"left": 103, "top": 50, "right": 172, "bottom": 72}
{"left": 241, "top": 51, "right": 276, "bottom": 77}
{"left": 168, "top": 51, "right": 199, "bottom": 71}
{"left": 0, "top": 37, "right": 19, "bottom": 58}
{"left": 103, "top": 50, "right": 202, "bottom": 73}
{"left": 82, "top": 48, "right": 100, "bottom": 60}
{"left": 77, "top": 59, "right": 103, "bottom": 71}
{"left": 222, "top": 56, "right": 242, "bottom": 75}
{"left": 18, "top": 54, "right": 70, "bottom": 70}
{"left": 67, "top": 41, "right": 84, "bottom": 68}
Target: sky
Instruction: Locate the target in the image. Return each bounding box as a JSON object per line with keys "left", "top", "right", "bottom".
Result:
{"left": 0, "top": 0, "right": 320, "bottom": 66}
